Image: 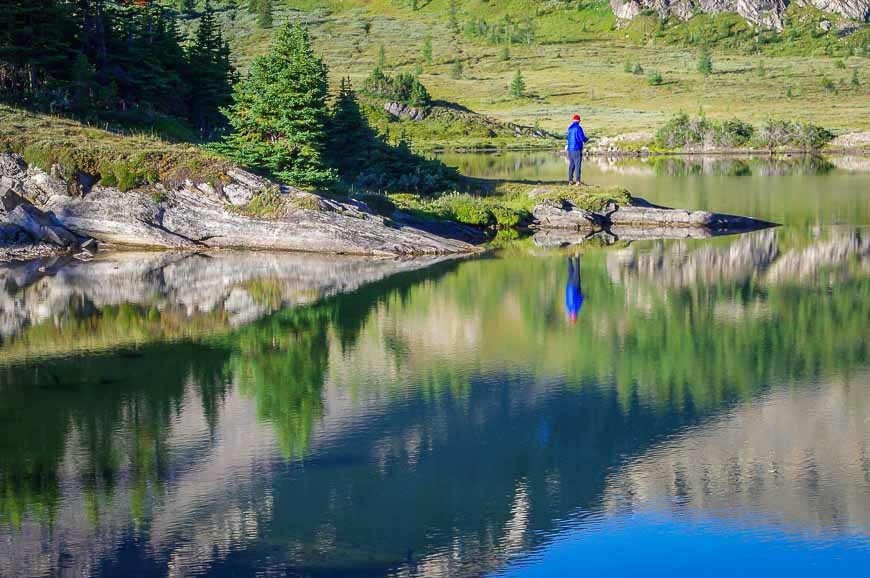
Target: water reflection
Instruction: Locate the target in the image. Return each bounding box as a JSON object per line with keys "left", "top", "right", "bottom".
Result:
{"left": 439, "top": 151, "right": 853, "bottom": 180}
{"left": 0, "top": 226, "right": 868, "bottom": 576}
{"left": 565, "top": 256, "right": 583, "bottom": 324}
{"left": 437, "top": 151, "right": 870, "bottom": 227}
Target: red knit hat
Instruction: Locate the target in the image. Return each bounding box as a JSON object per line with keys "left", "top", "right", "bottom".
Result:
{"left": 572, "top": 114, "right": 581, "bottom": 121}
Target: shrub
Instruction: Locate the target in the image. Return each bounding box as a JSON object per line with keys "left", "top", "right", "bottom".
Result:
{"left": 440, "top": 194, "right": 494, "bottom": 226}
{"left": 719, "top": 119, "right": 755, "bottom": 147}
{"left": 362, "top": 68, "right": 432, "bottom": 108}
{"left": 491, "top": 206, "right": 529, "bottom": 228}
{"left": 647, "top": 70, "right": 663, "bottom": 85}
{"left": 821, "top": 76, "right": 836, "bottom": 92}
{"left": 653, "top": 114, "right": 831, "bottom": 150}
{"left": 752, "top": 120, "right": 833, "bottom": 150}
{"left": 97, "top": 161, "right": 150, "bottom": 192}
{"left": 243, "top": 187, "right": 288, "bottom": 218}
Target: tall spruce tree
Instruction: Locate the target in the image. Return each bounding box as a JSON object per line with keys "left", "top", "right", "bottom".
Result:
{"left": 218, "top": 23, "right": 334, "bottom": 185}
{"left": 179, "top": 0, "right": 196, "bottom": 15}
{"left": 257, "top": 0, "right": 273, "bottom": 28}
{"left": 510, "top": 69, "right": 525, "bottom": 98}
{"left": 422, "top": 35, "right": 432, "bottom": 64}
{"left": 0, "top": 0, "right": 233, "bottom": 135}
{"left": 187, "top": 0, "right": 235, "bottom": 137}
{"left": 697, "top": 45, "right": 713, "bottom": 76}
{"left": 327, "top": 77, "right": 369, "bottom": 176}
{"left": 0, "top": 0, "right": 76, "bottom": 95}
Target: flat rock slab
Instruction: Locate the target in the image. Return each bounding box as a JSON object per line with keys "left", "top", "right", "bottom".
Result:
{"left": 533, "top": 198, "right": 774, "bottom": 233}
{"left": 47, "top": 188, "right": 480, "bottom": 256}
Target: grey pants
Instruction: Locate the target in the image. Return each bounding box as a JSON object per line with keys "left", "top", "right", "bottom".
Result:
{"left": 568, "top": 150, "right": 583, "bottom": 182}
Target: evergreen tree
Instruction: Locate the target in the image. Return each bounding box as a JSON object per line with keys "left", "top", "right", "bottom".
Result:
{"left": 187, "top": 0, "right": 236, "bottom": 137}
{"left": 70, "top": 53, "right": 96, "bottom": 113}
{"left": 852, "top": 68, "right": 860, "bottom": 88}
{"left": 0, "top": 0, "right": 77, "bottom": 95}
{"left": 129, "top": 5, "right": 190, "bottom": 115}
{"left": 257, "top": 0, "right": 273, "bottom": 29}
{"left": 179, "top": 0, "right": 196, "bottom": 15}
{"left": 377, "top": 44, "right": 386, "bottom": 68}
{"left": 0, "top": 0, "right": 233, "bottom": 136}
{"left": 422, "top": 35, "right": 432, "bottom": 64}
{"left": 448, "top": 0, "right": 459, "bottom": 32}
{"left": 510, "top": 69, "right": 525, "bottom": 98}
{"left": 217, "top": 23, "right": 334, "bottom": 185}
{"left": 500, "top": 46, "right": 510, "bottom": 61}
{"left": 451, "top": 58, "right": 463, "bottom": 79}
{"left": 697, "top": 45, "right": 713, "bottom": 76}
{"left": 327, "top": 77, "right": 369, "bottom": 175}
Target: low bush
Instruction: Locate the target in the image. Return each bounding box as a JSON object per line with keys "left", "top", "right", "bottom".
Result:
{"left": 361, "top": 68, "right": 431, "bottom": 109}
{"left": 655, "top": 114, "right": 831, "bottom": 150}
{"left": 437, "top": 193, "right": 495, "bottom": 226}
{"left": 752, "top": 120, "right": 833, "bottom": 150}
{"left": 490, "top": 205, "right": 528, "bottom": 228}
{"left": 243, "top": 187, "right": 288, "bottom": 219}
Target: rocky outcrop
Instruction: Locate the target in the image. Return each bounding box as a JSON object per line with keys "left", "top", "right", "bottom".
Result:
{"left": 531, "top": 194, "right": 774, "bottom": 236}
{"left": 0, "top": 153, "right": 481, "bottom": 257}
{"left": 384, "top": 101, "right": 428, "bottom": 121}
{"left": 609, "top": 0, "right": 869, "bottom": 30}
{"left": 0, "top": 169, "right": 94, "bottom": 260}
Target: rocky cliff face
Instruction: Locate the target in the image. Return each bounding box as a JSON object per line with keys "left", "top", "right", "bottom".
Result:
{"left": 610, "top": 0, "right": 869, "bottom": 30}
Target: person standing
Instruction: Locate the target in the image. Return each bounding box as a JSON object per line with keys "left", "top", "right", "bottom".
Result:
{"left": 567, "top": 114, "right": 589, "bottom": 186}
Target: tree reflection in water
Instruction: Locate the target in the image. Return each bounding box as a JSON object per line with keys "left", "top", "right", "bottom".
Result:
{"left": 0, "top": 227, "right": 866, "bottom": 576}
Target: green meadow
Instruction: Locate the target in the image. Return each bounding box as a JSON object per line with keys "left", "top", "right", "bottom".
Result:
{"left": 201, "top": 1, "right": 870, "bottom": 142}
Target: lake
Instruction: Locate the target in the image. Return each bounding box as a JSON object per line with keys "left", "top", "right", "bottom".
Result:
{"left": 0, "top": 153, "right": 868, "bottom": 577}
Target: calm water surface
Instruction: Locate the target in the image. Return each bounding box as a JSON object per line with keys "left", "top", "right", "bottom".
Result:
{"left": 0, "top": 154, "right": 868, "bottom": 577}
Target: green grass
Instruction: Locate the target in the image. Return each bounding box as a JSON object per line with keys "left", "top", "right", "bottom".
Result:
{"left": 0, "top": 105, "right": 231, "bottom": 191}
{"left": 387, "top": 181, "right": 633, "bottom": 229}
{"left": 191, "top": 1, "right": 869, "bottom": 144}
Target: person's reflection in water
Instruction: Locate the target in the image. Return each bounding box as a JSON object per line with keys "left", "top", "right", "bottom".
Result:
{"left": 566, "top": 255, "right": 583, "bottom": 325}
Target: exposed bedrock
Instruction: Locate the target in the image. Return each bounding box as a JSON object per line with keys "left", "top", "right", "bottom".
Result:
{"left": 609, "top": 0, "right": 869, "bottom": 31}
{"left": 0, "top": 153, "right": 481, "bottom": 257}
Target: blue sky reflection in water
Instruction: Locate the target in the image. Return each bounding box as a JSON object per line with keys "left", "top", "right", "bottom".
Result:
{"left": 0, "top": 154, "right": 868, "bottom": 577}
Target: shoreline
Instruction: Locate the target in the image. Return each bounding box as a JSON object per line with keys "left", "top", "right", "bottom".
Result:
{"left": 430, "top": 146, "right": 870, "bottom": 158}
{"left": 0, "top": 151, "right": 780, "bottom": 262}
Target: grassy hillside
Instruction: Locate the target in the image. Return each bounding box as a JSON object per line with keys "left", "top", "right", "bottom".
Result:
{"left": 186, "top": 1, "right": 869, "bottom": 140}
{"left": 0, "top": 105, "right": 231, "bottom": 192}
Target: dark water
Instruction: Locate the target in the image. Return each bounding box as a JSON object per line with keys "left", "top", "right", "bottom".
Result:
{"left": 0, "top": 155, "right": 868, "bottom": 577}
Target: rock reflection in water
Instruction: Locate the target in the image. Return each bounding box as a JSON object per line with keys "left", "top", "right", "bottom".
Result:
{"left": 0, "top": 251, "right": 455, "bottom": 357}
{"left": 605, "top": 372, "right": 870, "bottom": 538}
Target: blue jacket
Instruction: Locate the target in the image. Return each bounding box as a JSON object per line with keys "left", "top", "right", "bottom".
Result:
{"left": 566, "top": 283, "right": 583, "bottom": 317}
{"left": 567, "top": 122, "right": 588, "bottom": 151}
